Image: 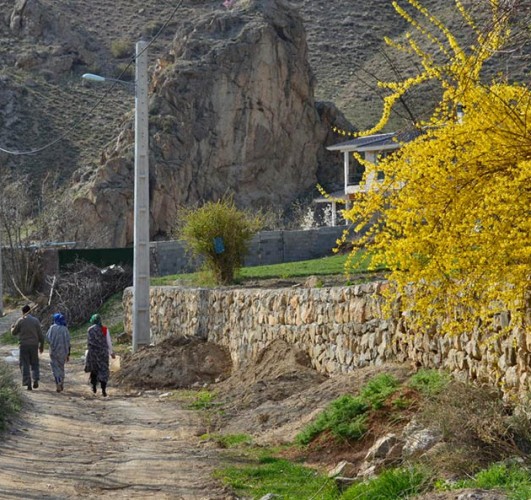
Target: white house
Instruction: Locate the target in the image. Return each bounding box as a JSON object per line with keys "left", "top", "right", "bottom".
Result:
{"left": 317, "top": 130, "right": 419, "bottom": 225}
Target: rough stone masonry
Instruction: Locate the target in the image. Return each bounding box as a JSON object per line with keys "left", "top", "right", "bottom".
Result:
{"left": 124, "top": 281, "right": 531, "bottom": 406}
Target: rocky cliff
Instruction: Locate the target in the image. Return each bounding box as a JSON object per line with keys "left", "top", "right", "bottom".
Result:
{"left": 71, "top": 0, "right": 347, "bottom": 246}
{"left": 0, "top": 0, "right": 526, "bottom": 246}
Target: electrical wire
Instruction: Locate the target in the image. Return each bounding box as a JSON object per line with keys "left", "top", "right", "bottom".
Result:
{"left": 0, "top": 0, "right": 185, "bottom": 157}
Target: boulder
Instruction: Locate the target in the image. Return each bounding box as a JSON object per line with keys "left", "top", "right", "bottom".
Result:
{"left": 328, "top": 460, "right": 357, "bottom": 478}
{"left": 402, "top": 420, "right": 442, "bottom": 458}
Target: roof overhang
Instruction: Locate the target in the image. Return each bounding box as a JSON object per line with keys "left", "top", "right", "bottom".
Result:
{"left": 327, "top": 129, "right": 421, "bottom": 153}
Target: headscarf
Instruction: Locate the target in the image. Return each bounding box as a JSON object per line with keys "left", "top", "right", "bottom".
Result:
{"left": 53, "top": 313, "right": 66, "bottom": 326}
{"left": 89, "top": 314, "right": 102, "bottom": 326}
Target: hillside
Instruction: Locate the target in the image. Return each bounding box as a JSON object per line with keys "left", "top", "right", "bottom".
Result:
{"left": 0, "top": 0, "right": 528, "bottom": 243}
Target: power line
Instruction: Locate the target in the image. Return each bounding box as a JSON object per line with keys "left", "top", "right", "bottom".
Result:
{"left": 0, "top": 0, "right": 184, "bottom": 157}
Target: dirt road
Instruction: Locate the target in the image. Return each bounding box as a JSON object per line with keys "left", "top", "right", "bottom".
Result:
{"left": 0, "top": 346, "right": 231, "bottom": 499}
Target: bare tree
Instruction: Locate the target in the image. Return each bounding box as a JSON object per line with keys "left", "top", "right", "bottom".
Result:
{"left": 0, "top": 180, "right": 42, "bottom": 296}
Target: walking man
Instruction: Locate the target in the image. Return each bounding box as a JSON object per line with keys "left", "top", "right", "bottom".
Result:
{"left": 11, "top": 305, "right": 44, "bottom": 390}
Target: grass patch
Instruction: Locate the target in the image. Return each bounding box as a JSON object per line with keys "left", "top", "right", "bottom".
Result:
{"left": 216, "top": 455, "right": 340, "bottom": 499}
{"left": 408, "top": 369, "right": 450, "bottom": 397}
{"left": 342, "top": 466, "right": 432, "bottom": 500}
{"left": 201, "top": 433, "right": 253, "bottom": 448}
{"left": 445, "top": 463, "right": 531, "bottom": 500}
{"left": 360, "top": 373, "right": 400, "bottom": 409}
{"left": 186, "top": 389, "right": 221, "bottom": 410}
{"left": 296, "top": 374, "right": 399, "bottom": 445}
{"left": 296, "top": 395, "right": 368, "bottom": 445}
{"left": 151, "top": 252, "right": 382, "bottom": 286}
{"left": 0, "top": 360, "right": 22, "bottom": 432}
{"left": 0, "top": 331, "right": 16, "bottom": 345}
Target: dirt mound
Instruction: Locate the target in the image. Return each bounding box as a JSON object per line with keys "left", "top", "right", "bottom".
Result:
{"left": 113, "top": 336, "right": 232, "bottom": 389}
{"left": 215, "top": 339, "right": 327, "bottom": 415}
{"left": 218, "top": 355, "right": 411, "bottom": 446}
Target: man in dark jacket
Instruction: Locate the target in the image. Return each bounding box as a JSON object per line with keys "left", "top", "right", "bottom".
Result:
{"left": 11, "top": 305, "right": 44, "bottom": 390}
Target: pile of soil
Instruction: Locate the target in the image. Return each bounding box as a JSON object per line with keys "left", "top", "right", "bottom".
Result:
{"left": 213, "top": 339, "right": 411, "bottom": 448}
{"left": 113, "top": 336, "right": 232, "bottom": 389}
{"left": 215, "top": 339, "right": 327, "bottom": 414}
{"left": 114, "top": 334, "right": 412, "bottom": 458}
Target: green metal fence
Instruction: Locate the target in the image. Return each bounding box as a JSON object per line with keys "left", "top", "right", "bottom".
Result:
{"left": 58, "top": 247, "right": 134, "bottom": 269}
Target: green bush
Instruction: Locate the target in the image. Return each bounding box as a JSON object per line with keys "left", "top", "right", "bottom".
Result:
{"left": 295, "top": 374, "right": 400, "bottom": 445}
{"left": 360, "top": 373, "right": 399, "bottom": 409}
{"left": 177, "top": 197, "right": 263, "bottom": 285}
{"left": 0, "top": 360, "right": 22, "bottom": 431}
{"left": 296, "top": 395, "right": 368, "bottom": 445}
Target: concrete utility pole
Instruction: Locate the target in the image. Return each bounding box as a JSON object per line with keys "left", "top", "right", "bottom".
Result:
{"left": 132, "top": 40, "right": 151, "bottom": 351}
{"left": 0, "top": 227, "right": 3, "bottom": 317}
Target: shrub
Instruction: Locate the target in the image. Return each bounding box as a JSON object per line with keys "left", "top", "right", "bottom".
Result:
{"left": 415, "top": 381, "right": 530, "bottom": 476}
{"left": 0, "top": 361, "right": 22, "bottom": 432}
{"left": 360, "top": 373, "right": 399, "bottom": 409}
{"left": 296, "top": 394, "right": 368, "bottom": 445}
{"left": 449, "top": 463, "right": 531, "bottom": 499}
{"left": 408, "top": 369, "right": 450, "bottom": 397}
{"left": 110, "top": 38, "right": 132, "bottom": 58}
{"left": 177, "top": 197, "right": 263, "bottom": 285}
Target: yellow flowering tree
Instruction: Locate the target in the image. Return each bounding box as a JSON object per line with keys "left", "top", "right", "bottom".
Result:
{"left": 344, "top": 0, "right": 530, "bottom": 338}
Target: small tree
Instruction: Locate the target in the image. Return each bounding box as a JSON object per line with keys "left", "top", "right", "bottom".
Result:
{"left": 0, "top": 181, "right": 42, "bottom": 296}
{"left": 177, "top": 197, "right": 263, "bottom": 285}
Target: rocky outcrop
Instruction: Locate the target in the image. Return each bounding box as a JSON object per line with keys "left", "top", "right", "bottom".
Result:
{"left": 74, "top": 0, "right": 342, "bottom": 246}
{"left": 9, "top": 0, "right": 97, "bottom": 78}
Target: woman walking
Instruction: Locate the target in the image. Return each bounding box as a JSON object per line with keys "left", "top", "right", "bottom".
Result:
{"left": 85, "top": 314, "right": 115, "bottom": 397}
{"left": 46, "top": 313, "right": 71, "bottom": 392}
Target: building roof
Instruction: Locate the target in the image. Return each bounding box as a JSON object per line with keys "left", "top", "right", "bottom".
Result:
{"left": 313, "top": 189, "right": 349, "bottom": 203}
{"left": 327, "top": 129, "right": 422, "bottom": 153}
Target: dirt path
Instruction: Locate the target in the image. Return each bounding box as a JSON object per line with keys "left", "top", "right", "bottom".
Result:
{"left": 0, "top": 346, "right": 232, "bottom": 499}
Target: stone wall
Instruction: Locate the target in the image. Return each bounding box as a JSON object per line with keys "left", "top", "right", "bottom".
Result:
{"left": 123, "top": 283, "right": 530, "bottom": 402}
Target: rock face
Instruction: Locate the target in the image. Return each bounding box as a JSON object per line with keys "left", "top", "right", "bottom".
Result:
{"left": 9, "top": 0, "right": 97, "bottom": 77}
{"left": 73, "top": 0, "right": 341, "bottom": 246}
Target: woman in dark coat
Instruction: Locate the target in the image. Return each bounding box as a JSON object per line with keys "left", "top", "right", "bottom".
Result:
{"left": 85, "top": 314, "right": 115, "bottom": 397}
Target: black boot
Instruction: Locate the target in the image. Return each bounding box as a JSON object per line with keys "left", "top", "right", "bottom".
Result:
{"left": 90, "top": 373, "right": 97, "bottom": 393}
{"left": 101, "top": 382, "right": 107, "bottom": 398}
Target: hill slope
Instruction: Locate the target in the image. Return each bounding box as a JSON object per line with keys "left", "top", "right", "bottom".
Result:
{"left": 0, "top": 0, "right": 528, "bottom": 243}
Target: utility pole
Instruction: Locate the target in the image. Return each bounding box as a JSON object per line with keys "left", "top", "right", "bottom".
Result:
{"left": 0, "top": 227, "right": 3, "bottom": 317}
{"left": 132, "top": 40, "right": 151, "bottom": 351}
